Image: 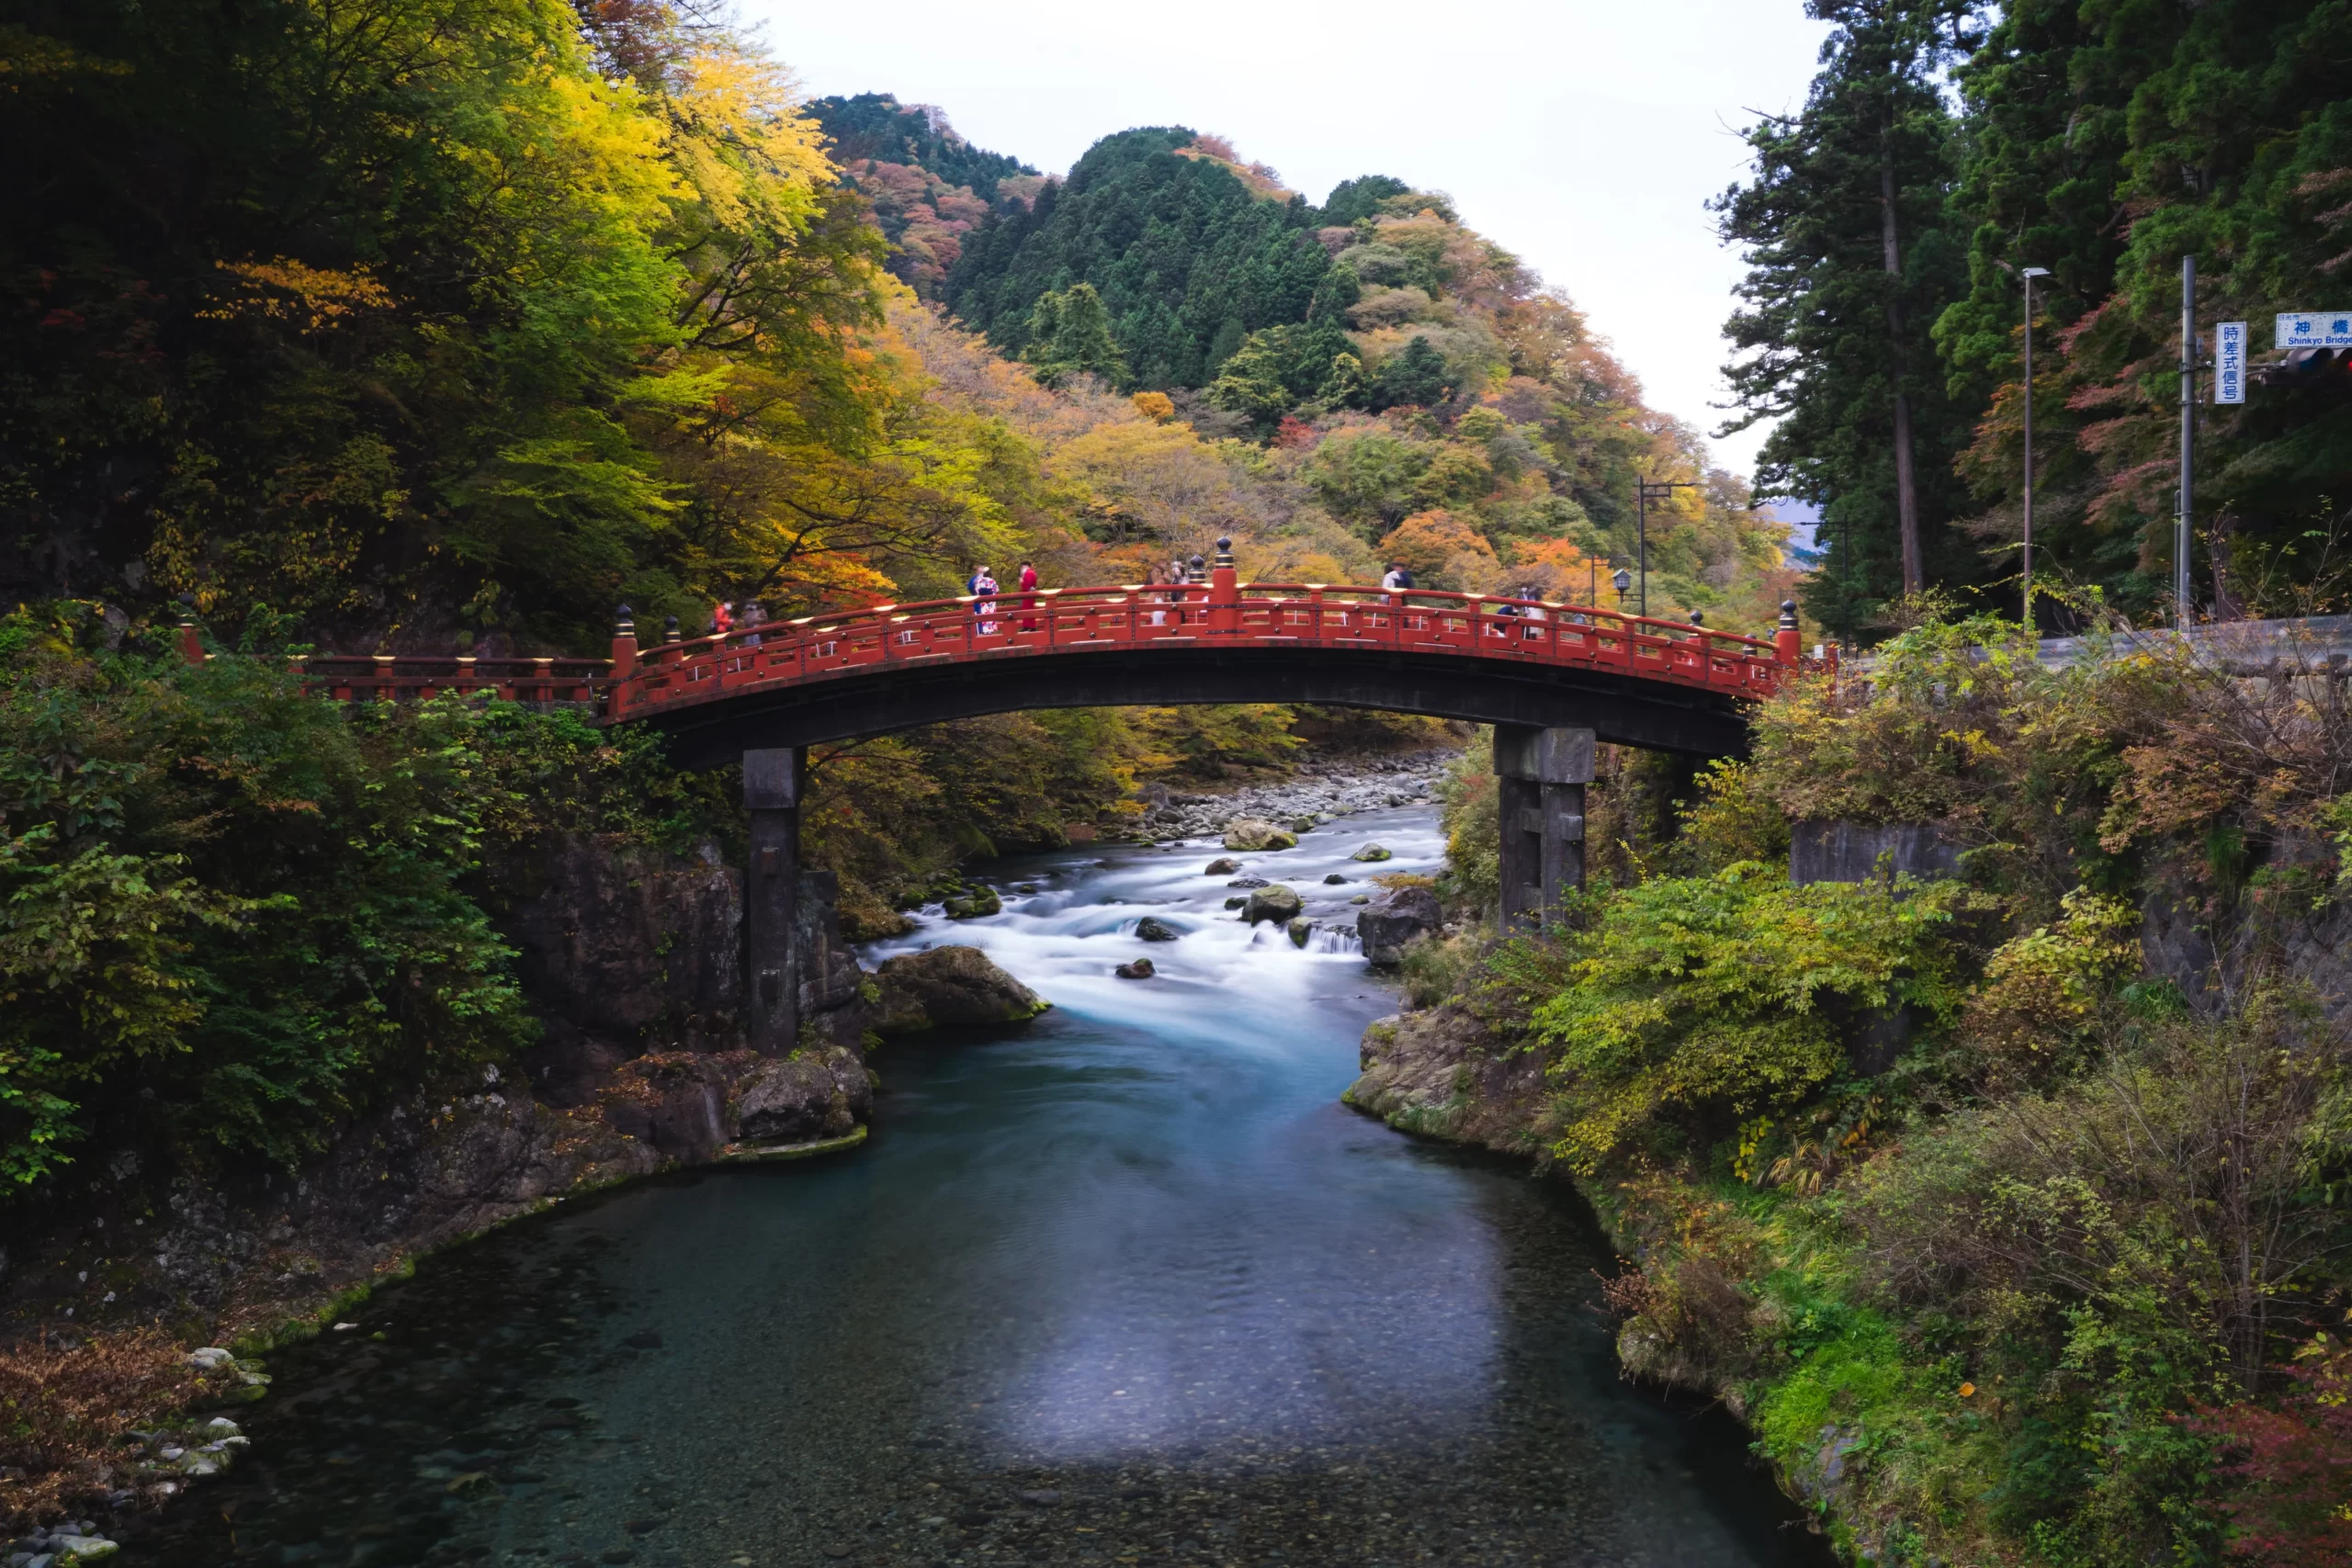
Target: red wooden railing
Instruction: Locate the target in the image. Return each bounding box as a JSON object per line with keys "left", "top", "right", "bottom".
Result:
{"left": 176, "top": 559, "right": 1809, "bottom": 718}
{"left": 605, "top": 582, "right": 1800, "bottom": 722}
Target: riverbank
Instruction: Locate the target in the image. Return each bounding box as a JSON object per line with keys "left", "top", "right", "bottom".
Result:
{"left": 0, "top": 745, "right": 1464, "bottom": 1538}
{"left": 105, "top": 804, "right": 1832, "bottom": 1568}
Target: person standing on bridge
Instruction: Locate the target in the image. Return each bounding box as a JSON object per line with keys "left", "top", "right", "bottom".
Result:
{"left": 711, "top": 601, "right": 734, "bottom": 638}
{"left": 1144, "top": 560, "right": 1170, "bottom": 626}
{"left": 1018, "top": 560, "right": 1039, "bottom": 632}
{"left": 971, "top": 566, "right": 1000, "bottom": 637}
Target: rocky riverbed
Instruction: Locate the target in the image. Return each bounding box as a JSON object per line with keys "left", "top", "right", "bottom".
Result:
{"left": 1125, "top": 749, "right": 1454, "bottom": 840}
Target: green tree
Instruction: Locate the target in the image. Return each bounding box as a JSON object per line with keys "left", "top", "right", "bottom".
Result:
{"left": 1023, "top": 283, "right": 1131, "bottom": 388}
{"left": 1716, "top": 0, "right": 1980, "bottom": 628}
{"left": 1373, "top": 336, "right": 1454, "bottom": 411}
{"left": 1939, "top": 0, "right": 2352, "bottom": 618}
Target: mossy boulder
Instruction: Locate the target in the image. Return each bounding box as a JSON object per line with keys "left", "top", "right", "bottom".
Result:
{"left": 1204, "top": 857, "right": 1241, "bottom": 874}
{"left": 1243, "top": 885, "right": 1304, "bottom": 925}
{"left": 869, "top": 946, "right": 1048, "bottom": 1034}
{"left": 1135, "top": 916, "right": 1182, "bottom": 942}
{"left": 943, "top": 886, "right": 1001, "bottom": 919}
{"left": 1287, "top": 916, "right": 1315, "bottom": 948}
{"left": 1350, "top": 843, "right": 1394, "bottom": 863}
{"left": 1358, "top": 885, "right": 1442, "bottom": 965}
{"left": 1224, "top": 818, "right": 1298, "bottom": 852}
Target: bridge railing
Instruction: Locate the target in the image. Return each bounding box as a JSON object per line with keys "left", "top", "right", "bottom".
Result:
{"left": 187, "top": 580, "right": 1804, "bottom": 716}
{"left": 605, "top": 583, "right": 1795, "bottom": 721}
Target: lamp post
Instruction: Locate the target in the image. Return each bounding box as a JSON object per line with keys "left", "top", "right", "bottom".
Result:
{"left": 1634, "top": 479, "right": 1696, "bottom": 618}
{"left": 1611, "top": 567, "right": 1631, "bottom": 610}
{"left": 2020, "top": 266, "right": 2050, "bottom": 626}
{"left": 2177, "top": 254, "right": 2196, "bottom": 624}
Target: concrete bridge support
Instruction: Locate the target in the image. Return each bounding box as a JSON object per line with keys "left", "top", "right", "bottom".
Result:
{"left": 1495, "top": 724, "right": 1594, "bottom": 929}
{"left": 743, "top": 747, "right": 805, "bottom": 1054}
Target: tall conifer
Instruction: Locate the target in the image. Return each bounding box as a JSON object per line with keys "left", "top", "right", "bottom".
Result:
{"left": 1716, "top": 0, "right": 1977, "bottom": 627}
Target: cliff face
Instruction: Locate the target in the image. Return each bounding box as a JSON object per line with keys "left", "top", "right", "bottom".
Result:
{"left": 1, "top": 838, "right": 886, "bottom": 1342}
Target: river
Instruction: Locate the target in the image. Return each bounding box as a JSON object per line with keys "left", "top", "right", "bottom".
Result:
{"left": 132, "top": 804, "right": 1827, "bottom": 1568}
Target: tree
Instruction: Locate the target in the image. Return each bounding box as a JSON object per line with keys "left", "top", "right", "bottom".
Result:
{"left": 1939, "top": 0, "right": 2352, "bottom": 619}
{"left": 1716, "top": 0, "right": 1980, "bottom": 626}
{"left": 1373, "top": 336, "right": 1454, "bottom": 411}
{"left": 1021, "top": 283, "right": 1129, "bottom": 388}
{"left": 1208, "top": 334, "right": 1295, "bottom": 426}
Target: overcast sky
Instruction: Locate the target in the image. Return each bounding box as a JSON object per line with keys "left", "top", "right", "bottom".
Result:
{"left": 739, "top": 0, "right": 1832, "bottom": 481}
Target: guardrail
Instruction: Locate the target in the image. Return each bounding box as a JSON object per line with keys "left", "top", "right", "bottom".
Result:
{"left": 602, "top": 580, "right": 1804, "bottom": 723}
{"left": 172, "top": 557, "right": 1813, "bottom": 721}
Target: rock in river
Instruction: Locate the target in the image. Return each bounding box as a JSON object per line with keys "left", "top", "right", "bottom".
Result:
{"left": 1203, "top": 857, "right": 1240, "bottom": 875}
{"left": 733, "top": 1046, "right": 871, "bottom": 1144}
{"left": 1286, "top": 916, "right": 1315, "bottom": 948}
{"left": 870, "top": 946, "right": 1049, "bottom": 1034}
{"left": 1350, "top": 842, "right": 1394, "bottom": 863}
{"left": 1357, "top": 885, "right": 1442, "bottom": 965}
{"left": 942, "top": 886, "right": 1001, "bottom": 919}
{"left": 1224, "top": 818, "right": 1298, "bottom": 852}
{"left": 1114, "top": 959, "right": 1155, "bottom": 979}
{"left": 1242, "top": 885, "right": 1303, "bottom": 925}
{"left": 1135, "top": 916, "right": 1181, "bottom": 942}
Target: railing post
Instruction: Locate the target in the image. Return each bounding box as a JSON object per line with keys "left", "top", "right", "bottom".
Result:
{"left": 744, "top": 747, "right": 804, "bottom": 1055}
{"left": 610, "top": 604, "right": 638, "bottom": 679}
{"left": 175, "top": 594, "right": 204, "bottom": 666}
{"left": 1494, "top": 725, "right": 1594, "bottom": 930}
{"left": 1775, "top": 599, "right": 1801, "bottom": 668}
{"left": 1208, "top": 536, "right": 1238, "bottom": 635}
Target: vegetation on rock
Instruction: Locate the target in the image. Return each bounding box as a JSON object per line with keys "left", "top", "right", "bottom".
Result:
{"left": 1427, "top": 613, "right": 2352, "bottom": 1565}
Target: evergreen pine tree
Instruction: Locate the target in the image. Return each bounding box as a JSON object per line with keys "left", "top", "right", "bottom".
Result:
{"left": 1023, "top": 282, "right": 1129, "bottom": 388}
{"left": 1715, "top": 0, "right": 1978, "bottom": 626}
{"left": 1372, "top": 337, "right": 1453, "bottom": 411}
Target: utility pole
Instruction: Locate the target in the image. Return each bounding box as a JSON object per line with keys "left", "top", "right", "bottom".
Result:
{"left": 2020, "top": 266, "right": 2050, "bottom": 626}
{"left": 1634, "top": 479, "right": 1695, "bottom": 619}
{"left": 2177, "top": 254, "right": 2196, "bottom": 624}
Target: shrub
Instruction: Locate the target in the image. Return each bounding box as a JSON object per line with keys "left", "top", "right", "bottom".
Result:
{"left": 1519, "top": 864, "right": 1982, "bottom": 1172}
{"left": 2189, "top": 1328, "right": 2352, "bottom": 1562}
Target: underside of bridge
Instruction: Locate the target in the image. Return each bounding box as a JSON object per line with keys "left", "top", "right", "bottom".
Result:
{"left": 636, "top": 644, "right": 1755, "bottom": 770}
{"left": 714, "top": 650, "right": 1747, "bottom": 1051}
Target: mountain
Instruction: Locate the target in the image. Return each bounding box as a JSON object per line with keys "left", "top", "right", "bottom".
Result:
{"left": 806, "top": 94, "right": 1043, "bottom": 296}
{"left": 900, "top": 121, "right": 1789, "bottom": 616}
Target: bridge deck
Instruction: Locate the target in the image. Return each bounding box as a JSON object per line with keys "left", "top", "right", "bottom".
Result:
{"left": 286, "top": 583, "right": 1801, "bottom": 718}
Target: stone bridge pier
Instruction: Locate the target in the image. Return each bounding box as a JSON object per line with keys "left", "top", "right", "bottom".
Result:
{"left": 1494, "top": 723, "right": 1594, "bottom": 928}
{"left": 743, "top": 746, "right": 806, "bottom": 1053}
{"left": 740, "top": 722, "right": 1609, "bottom": 1027}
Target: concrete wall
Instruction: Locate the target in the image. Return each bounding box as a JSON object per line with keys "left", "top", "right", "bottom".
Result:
{"left": 1789, "top": 820, "right": 1961, "bottom": 886}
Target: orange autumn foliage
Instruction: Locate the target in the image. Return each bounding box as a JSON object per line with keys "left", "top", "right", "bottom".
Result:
{"left": 1379, "top": 509, "right": 1495, "bottom": 581}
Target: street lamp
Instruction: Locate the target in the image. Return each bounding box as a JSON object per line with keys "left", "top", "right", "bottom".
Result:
{"left": 2020, "top": 266, "right": 2051, "bottom": 627}
{"left": 1634, "top": 479, "right": 1696, "bottom": 618}
{"left": 1611, "top": 568, "right": 1632, "bottom": 608}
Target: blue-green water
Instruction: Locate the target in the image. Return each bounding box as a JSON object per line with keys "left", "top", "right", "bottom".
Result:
{"left": 133, "top": 807, "right": 1826, "bottom": 1568}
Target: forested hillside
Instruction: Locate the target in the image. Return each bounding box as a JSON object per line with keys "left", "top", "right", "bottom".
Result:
{"left": 881, "top": 118, "right": 1795, "bottom": 625}
{"left": 804, "top": 93, "right": 1041, "bottom": 295}
{"left": 1721, "top": 0, "right": 2352, "bottom": 635}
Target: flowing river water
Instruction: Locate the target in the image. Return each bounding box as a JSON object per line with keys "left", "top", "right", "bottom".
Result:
{"left": 134, "top": 804, "right": 1828, "bottom": 1568}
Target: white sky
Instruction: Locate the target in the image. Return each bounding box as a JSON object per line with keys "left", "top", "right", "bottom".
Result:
{"left": 740, "top": 0, "right": 1831, "bottom": 480}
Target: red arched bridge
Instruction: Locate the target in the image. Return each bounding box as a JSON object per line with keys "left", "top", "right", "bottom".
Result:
{"left": 231, "top": 544, "right": 1814, "bottom": 1053}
